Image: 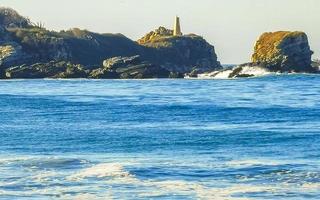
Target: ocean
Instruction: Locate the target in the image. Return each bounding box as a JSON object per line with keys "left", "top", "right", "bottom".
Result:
{"left": 0, "top": 75, "right": 319, "bottom": 200}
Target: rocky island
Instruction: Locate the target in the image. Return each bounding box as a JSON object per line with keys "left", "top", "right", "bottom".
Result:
{"left": 200, "top": 31, "right": 319, "bottom": 79}
{"left": 0, "top": 7, "right": 319, "bottom": 79}
{"left": 0, "top": 8, "right": 221, "bottom": 79}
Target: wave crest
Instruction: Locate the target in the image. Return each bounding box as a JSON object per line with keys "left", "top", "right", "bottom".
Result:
{"left": 68, "top": 163, "right": 133, "bottom": 180}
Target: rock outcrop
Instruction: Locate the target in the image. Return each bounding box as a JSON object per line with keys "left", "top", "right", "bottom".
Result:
{"left": 0, "top": 7, "right": 222, "bottom": 79}
{"left": 251, "top": 31, "right": 314, "bottom": 72}
{"left": 5, "top": 61, "right": 88, "bottom": 79}
{"left": 0, "top": 43, "right": 34, "bottom": 68}
{"left": 0, "top": 7, "right": 221, "bottom": 79}
{"left": 138, "top": 26, "right": 173, "bottom": 44}
{"left": 0, "top": 7, "right": 31, "bottom": 28}
{"left": 103, "top": 55, "right": 141, "bottom": 69}
{"left": 90, "top": 55, "right": 171, "bottom": 79}
{"left": 312, "top": 59, "right": 320, "bottom": 71}
{"left": 196, "top": 31, "right": 318, "bottom": 79}
{"left": 138, "top": 27, "right": 222, "bottom": 74}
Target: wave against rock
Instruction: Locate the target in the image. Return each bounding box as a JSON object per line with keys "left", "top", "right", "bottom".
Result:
{"left": 196, "top": 31, "right": 318, "bottom": 79}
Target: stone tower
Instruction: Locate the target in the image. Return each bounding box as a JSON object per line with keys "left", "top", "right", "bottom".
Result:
{"left": 173, "top": 16, "right": 182, "bottom": 36}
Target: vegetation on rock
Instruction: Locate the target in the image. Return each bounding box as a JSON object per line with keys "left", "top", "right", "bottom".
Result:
{"left": 0, "top": 8, "right": 222, "bottom": 78}
{"left": 137, "top": 27, "right": 173, "bottom": 45}
{"left": 138, "top": 27, "right": 222, "bottom": 73}
{"left": 4, "top": 7, "right": 318, "bottom": 79}
{"left": 252, "top": 31, "right": 314, "bottom": 72}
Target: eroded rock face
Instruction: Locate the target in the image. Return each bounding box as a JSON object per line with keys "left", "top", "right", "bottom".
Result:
{"left": 0, "top": 24, "right": 5, "bottom": 35}
{"left": 312, "top": 60, "right": 320, "bottom": 71}
{"left": 138, "top": 27, "right": 222, "bottom": 73}
{"left": 0, "top": 43, "right": 33, "bottom": 68}
{"left": 5, "top": 61, "right": 88, "bottom": 79}
{"left": 90, "top": 55, "right": 171, "bottom": 79}
{"left": 89, "top": 68, "right": 119, "bottom": 79}
{"left": 252, "top": 31, "right": 314, "bottom": 72}
{"left": 103, "top": 55, "right": 141, "bottom": 69}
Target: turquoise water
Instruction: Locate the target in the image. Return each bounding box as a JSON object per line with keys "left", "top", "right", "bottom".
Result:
{"left": 0, "top": 75, "right": 319, "bottom": 199}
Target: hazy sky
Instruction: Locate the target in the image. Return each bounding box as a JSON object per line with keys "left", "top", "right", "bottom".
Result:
{"left": 1, "top": 0, "right": 319, "bottom": 64}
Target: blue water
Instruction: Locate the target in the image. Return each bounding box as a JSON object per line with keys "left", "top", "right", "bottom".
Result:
{"left": 0, "top": 75, "right": 319, "bottom": 200}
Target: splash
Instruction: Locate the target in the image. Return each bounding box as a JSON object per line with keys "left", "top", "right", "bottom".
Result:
{"left": 196, "top": 66, "right": 273, "bottom": 79}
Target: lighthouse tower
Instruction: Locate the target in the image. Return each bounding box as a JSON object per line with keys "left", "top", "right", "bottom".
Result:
{"left": 173, "top": 16, "right": 182, "bottom": 36}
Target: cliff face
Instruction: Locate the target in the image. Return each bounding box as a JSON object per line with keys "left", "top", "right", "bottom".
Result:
{"left": 0, "top": 43, "right": 33, "bottom": 68}
{"left": 252, "top": 31, "right": 314, "bottom": 72}
{"left": 139, "top": 27, "right": 222, "bottom": 73}
{"left": 1, "top": 8, "right": 221, "bottom": 78}
{"left": 2, "top": 27, "right": 143, "bottom": 68}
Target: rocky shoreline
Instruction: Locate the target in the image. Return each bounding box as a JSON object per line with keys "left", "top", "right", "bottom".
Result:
{"left": 0, "top": 7, "right": 319, "bottom": 79}
{"left": 196, "top": 31, "right": 319, "bottom": 79}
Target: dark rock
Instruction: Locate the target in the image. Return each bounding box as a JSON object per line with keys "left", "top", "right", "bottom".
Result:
{"left": 0, "top": 42, "right": 34, "bottom": 68}
{"left": 312, "top": 60, "right": 320, "bottom": 72}
{"left": 89, "top": 68, "right": 119, "bottom": 79}
{"left": 5, "top": 61, "right": 88, "bottom": 79}
{"left": 228, "top": 66, "right": 243, "bottom": 78}
{"left": 52, "top": 66, "right": 88, "bottom": 79}
{"left": 103, "top": 55, "right": 141, "bottom": 70}
{"left": 91, "top": 55, "right": 171, "bottom": 79}
{"left": 235, "top": 74, "right": 255, "bottom": 78}
{"left": 168, "top": 72, "right": 184, "bottom": 78}
{"left": 187, "top": 69, "right": 201, "bottom": 78}
{"left": 117, "top": 63, "right": 170, "bottom": 79}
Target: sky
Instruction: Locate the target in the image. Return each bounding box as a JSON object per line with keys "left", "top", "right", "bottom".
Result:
{"left": 1, "top": 0, "right": 319, "bottom": 64}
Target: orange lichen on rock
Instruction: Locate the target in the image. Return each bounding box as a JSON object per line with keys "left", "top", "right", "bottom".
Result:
{"left": 251, "top": 31, "right": 314, "bottom": 72}
{"left": 137, "top": 27, "right": 173, "bottom": 45}
{"left": 252, "top": 31, "right": 307, "bottom": 63}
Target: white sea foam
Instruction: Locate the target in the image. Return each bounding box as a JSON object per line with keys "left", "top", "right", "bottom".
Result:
{"left": 2, "top": 159, "right": 319, "bottom": 200}
{"left": 301, "top": 182, "right": 320, "bottom": 190}
{"left": 197, "top": 69, "right": 233, "bottom": 79}
{"left": 226, "top": 159, "right": 282, "bottom": 167}
{"left": 139, "top": 180, "right": 280, "bottom": 200}
{"left": 62, "top": 192, "right": 114, "bottom": 200}
{"left": 196, "top": 65, "right": 274, "bottom": 79}
{"left": 67, "top": 163, "right": 134, "bottom": 181}
{"left": 240, "top": 66, "right": 272, "bottom": 77}
{"left": 32, "top": 171, "right": 59, "bottom": 182}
